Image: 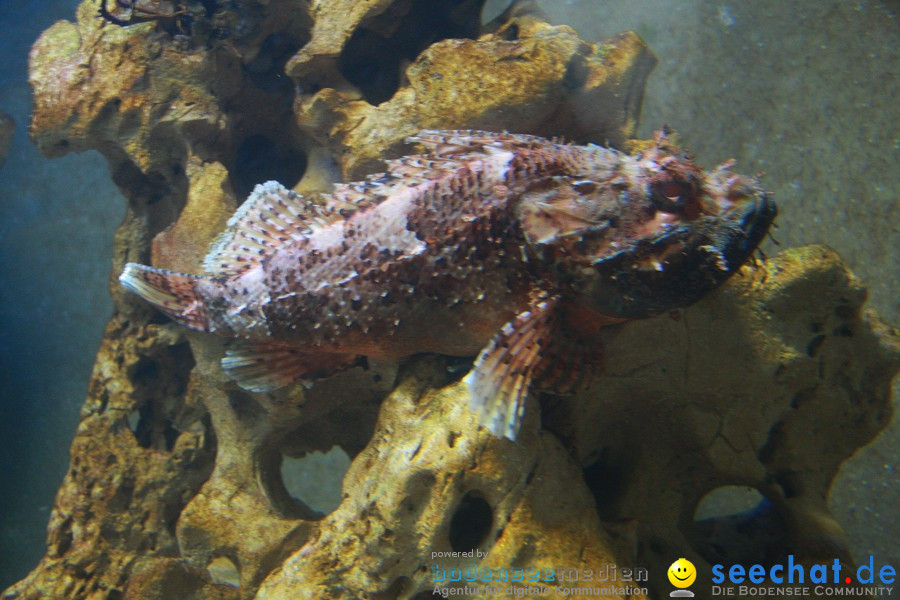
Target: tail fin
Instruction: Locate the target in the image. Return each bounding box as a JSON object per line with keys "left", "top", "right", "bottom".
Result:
{"left": 119, "top": 263, "right": 212, "bottom": 331}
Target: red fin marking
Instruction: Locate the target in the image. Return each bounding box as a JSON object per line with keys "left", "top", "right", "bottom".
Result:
{"left": 119, "top": 263, "right": 212, "bottom": 331}
{"left": 530, "top": 301, "right": 609, "bottom": 394}
{"left": 222, "top": 339, "right": 361, "bottom": 392}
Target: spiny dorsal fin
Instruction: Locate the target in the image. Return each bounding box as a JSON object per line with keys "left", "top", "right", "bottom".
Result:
{"left": 325, "top": 154, "right": 468, "bottom": 217}
{"left": 409, "top": 129, "right": 565, "bottom": 155}
{"left": 204, "top": 181, "right": 338, "bottom": 276}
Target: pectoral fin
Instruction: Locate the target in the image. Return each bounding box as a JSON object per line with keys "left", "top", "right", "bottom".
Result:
{"left": 222, "top": 340, "right": 361, "bottom": 392}
{"left": 464, "top": 293, "right": 559, "bottom": 441}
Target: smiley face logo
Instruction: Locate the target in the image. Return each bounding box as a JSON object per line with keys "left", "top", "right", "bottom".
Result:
{"left": 668, "top": 558, "right": 697, "bottom": 588}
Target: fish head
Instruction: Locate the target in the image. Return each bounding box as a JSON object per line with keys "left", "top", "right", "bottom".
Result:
{"left": 519, "top": 135, "right": 777, "bottom": 318}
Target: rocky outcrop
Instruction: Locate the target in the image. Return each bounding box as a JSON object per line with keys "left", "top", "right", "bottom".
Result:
{"left": 7, "top": 0, "right": 897, "bottom": 599}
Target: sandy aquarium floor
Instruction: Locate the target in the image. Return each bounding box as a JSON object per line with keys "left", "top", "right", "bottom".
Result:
{"left": 0, "top": 0, "right": 896, "bottom": 589}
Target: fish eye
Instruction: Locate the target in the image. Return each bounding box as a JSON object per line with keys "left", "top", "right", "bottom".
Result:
{"left": 651, "top": 177, "right": 697, "bottom": 213}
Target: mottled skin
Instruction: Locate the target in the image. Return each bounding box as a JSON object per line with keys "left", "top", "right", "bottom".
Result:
{"left": 121, "top": 130, "right": 775, "bottom": 438}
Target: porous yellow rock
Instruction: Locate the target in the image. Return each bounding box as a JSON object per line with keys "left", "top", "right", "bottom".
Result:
{"left": 295, "top": 16, "right": 656, "bottom": 178}
{"left": 8, "top": 0, "right": 897, "bottom": 598}
{"left": 151, "top": 158, "right": 235, "bottom": 274}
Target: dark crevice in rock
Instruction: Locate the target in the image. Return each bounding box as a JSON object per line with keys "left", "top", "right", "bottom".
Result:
{"left": 581, "top": 448, "right": 630, "bottom": 519}
{"left": 448, "top": 491, "right": 492, "bottom": 552}
{"left": 279, "top": 391, "right": 385, "bottom": 460}
{"left": 54, "top": 517, "right": 74, "bottom": 556}
{"left": 126, "top": 342, "right": 196, "bottom": 452}
{"left": 691, "top": 497, "right": 788, "bottom": 567}
{"left": 221, "top": 28, "right": 309, "bottom": 198}
{"left": 231, "top": 133, "right": 307, "bottom": 199}
{"left": 244, "top": 32, "right": 306, "bottom": 93}
{"left": 111, "top": 159, "right": 188, "bottom": 238}
{"left": 339, "top": 0, "right": 487, "bottom": 105}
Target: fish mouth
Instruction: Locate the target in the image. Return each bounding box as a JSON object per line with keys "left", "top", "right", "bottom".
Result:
{"left": 584, "top": 193, "right": 777, "bottom": 319}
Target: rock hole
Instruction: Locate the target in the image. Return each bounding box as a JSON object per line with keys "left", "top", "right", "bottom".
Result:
{"left": 806, "top": 334, "right": 826, "bottom": 357}
{"left": 126, "top": 343, "right": 195, "bottom": 451}
{"left": 833, "top": 324, "right": 853, "bottom": 337}
{"left": 500, "top": 22, "right": 519, "bottom": 40}
{"left": 524, "top": 463, "right": 537, "bottom": 485}
{"left": 132, "top": 357, "right": 160, "bottom": 388}
{"left": 449, "top": 491, "right": 492, "bottom": 552}
{"left": 563, "top": 53, "right": 589, "bottom": 90}
{"left": 694, "top": 485, "right": 764, "bottom": 520}
{"left": 445, "top": 356, "right": 474, "bottom": 383}
{"left": 691, "top": 486, "right": 787, "bottom": 565}
{"left": 162, "top": 496, "right": 186, "bottom": 538}
{"left": 834, "top": 302, "right": 855, "bottom": 321}
{"left": 127, "top": 402, "right": 180, "bottom": 451}
{"left": 244, "top": 32, "right": 307, "bottom": 93}
{"left": 339, "top": 0, "right": 485, "bottom": 106}
{"left": 206, "top": 555, "right": 240, "bottom": 587}
{"left": 112, "top": 157, "right": 189, "bottom": 237}
{"left": 580, "top": 450, "right": 629, "bottom": 519}
{"left": 756, "top": 421, "right": 786, "bottom": 465}
{"left": 55, "top": 517, "right": 74, "bottom": 555}
{"left": 259, "top": 365, "right": 394, "bottom": 517}
{"left": 231, "top": 134, "right": 307, "bottom": 199}
{"left": 108, "top": 475, "right": 136, "bottom": 511}
{"left": 280, "top": 446, "right": 351, "bottom": 516}
{"left": 126, "top": 409, "right": 141, "bottom": 433}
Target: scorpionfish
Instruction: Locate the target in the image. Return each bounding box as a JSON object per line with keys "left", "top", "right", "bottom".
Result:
{"left": 121, "top": 130, "right": 776, "bottom": 440}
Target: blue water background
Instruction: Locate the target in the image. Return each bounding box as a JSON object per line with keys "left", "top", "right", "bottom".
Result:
{"left": 0, "top": 0, "right": 896, "bottom": 590}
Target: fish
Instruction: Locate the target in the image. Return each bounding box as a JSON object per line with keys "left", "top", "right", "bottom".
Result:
{"left": 120, "top": 130, "right": 776, "bottom": 440}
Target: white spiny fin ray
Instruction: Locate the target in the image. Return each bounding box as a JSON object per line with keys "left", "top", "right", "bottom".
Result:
{"left": 204, "top": 181, "right": 339, "bottom": 276}
{"left": 119, "top": 263, "right": 212, "bottom": 331}
{"left": 385, "top": 155, "right": 465, "bottom": 178}
{"left": 463, "top": 294, "right": 559, "bottom": 440}
{"left": 409, "top": 129, "right": 566, "bottom": 155}
{"left": 325, "top": 154, "right": 467, "bottom": 215}
{"left": 328, "top": 178, "right": 396, "bottom": 213}
{"left": 222, "top": 339, "right": 361, "bottom": 392}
